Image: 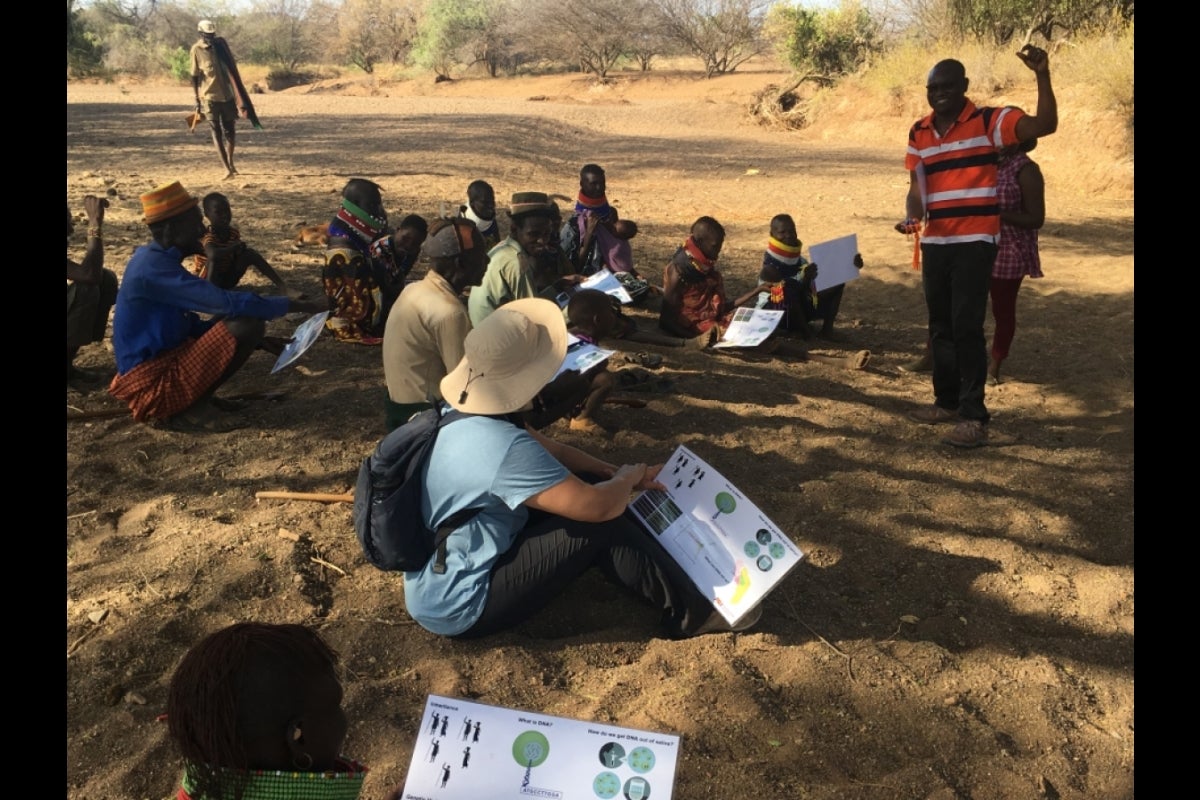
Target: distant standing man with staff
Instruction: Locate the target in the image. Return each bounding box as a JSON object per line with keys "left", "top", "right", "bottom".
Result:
{"left": 191, "top": 19, "right": 260, "bottom": 178}
{"left": 897, "top": 44, "right": 1057, "bottom": 448}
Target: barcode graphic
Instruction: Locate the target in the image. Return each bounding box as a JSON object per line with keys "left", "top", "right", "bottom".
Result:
{"left": 631, "top": 489, "right": 683, "bottom": 536}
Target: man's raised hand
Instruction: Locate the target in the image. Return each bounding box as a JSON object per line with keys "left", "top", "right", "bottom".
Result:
{"left": 1016, "top": 44, "right": 1049, "bottom": 74}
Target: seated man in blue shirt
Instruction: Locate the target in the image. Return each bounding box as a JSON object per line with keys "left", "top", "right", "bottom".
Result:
{"left": 109, "top": 181, "right": 326, "bottom": 432}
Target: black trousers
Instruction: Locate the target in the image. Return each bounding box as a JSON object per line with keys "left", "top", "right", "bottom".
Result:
{"left": 458, "top": 508, "right": 715, "bottom": 639}
{"left": 921, "top": 241, "right": 996, "bottom": 423}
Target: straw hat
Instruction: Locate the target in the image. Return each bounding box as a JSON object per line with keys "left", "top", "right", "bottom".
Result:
{"left": 198, "top": 20, "right": 217, "bottom": 34}
{"left": 508, "top": 191, "right": 553, "bottom": 219}
{"left": 140, "top": 181, "right": 198, "bottom": 225}
{"left": 440, "top": 299, "right": 568, "bottom": 415}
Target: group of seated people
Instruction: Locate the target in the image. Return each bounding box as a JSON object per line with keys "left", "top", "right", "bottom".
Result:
{"left": 69, "top": 167, "right": 871, "bottom": 634}
{"left": 67, "top": 163, "right": 869, "bottom": 434}
{"left": 69, "top": 169, "right": 880, "bottom": 796}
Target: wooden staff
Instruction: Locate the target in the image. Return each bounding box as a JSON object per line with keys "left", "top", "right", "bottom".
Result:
{"left": 255, "top": 491, "right": 354, "bottom": 504}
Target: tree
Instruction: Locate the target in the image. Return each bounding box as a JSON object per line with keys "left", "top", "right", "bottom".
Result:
{"left": 412, "top": 0, "right": 499, "bottom": 79}
{"left": 242, "top": 0, "right": 320, "bottom": 71}
{"left": 944, "top": 0, "right": 1134, "bottom": 44}
{"left": 653, "top": 0, "right": 770, "bottom": 78}
{"left": 512, "top": 0, "right": 647, "bottom": 79}
{"left": 68, "top": 0, "right": 106, "bottom": 76}
{"left": 625, "top": 0, "right": 675, "bottom": 71}
{"left": 766, "top": 1, "right": 883, "bottom": 82}
{"left": 335, "top": 0, "right": 420, "bottom": 73}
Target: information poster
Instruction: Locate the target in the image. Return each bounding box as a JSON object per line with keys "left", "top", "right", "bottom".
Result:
{"left": 555, "top": 334, "right": 616, "bottom": 378}
{"left": 578, "top": 269, "right": 634, "bottom": 304}
{"left": 627, "top": 445, "right": 804, "bottom": 624}
{"left": 710, "top": 307, "right": 784, "bottom": 349}
{"left": 271, "top": 311, "right": 329, "bottom": 374}
{"left": 400, "top": 694, "right": 680, "bottom": 800}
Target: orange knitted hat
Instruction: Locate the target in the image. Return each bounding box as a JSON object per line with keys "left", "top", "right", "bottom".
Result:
{"left": 140, "top": 181, "right": 198, "bottom": 224}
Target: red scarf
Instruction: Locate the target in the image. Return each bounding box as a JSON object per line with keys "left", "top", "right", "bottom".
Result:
{"left": 684, "top": 236, "right": 716, "bottom": 270}
{"left": 575, "top": 191, "right": 610, "bottom": 215}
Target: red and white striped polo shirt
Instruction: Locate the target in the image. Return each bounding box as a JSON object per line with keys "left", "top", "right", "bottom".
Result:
{"left": 905, "top": 99, "right": 1025, "bottom": 245}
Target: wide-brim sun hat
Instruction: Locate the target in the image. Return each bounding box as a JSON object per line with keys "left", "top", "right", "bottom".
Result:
{"left": 198, "top": 19, "right": 216, "bottom": 34}
{"left": 441, "top": 298, "right": 569, "bottom": 415}
{"left": 140, "top": 181, "right": 199, "bottom": 225}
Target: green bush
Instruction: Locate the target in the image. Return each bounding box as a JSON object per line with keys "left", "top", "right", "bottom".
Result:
{"left": 67, "top": 0, "right": 104, "bottom": 77}
{"left": 766, "top": 1, "right": 883, "bottom": 80}
{"left": 167, "top": 46, "right": 191, "bottom": 82}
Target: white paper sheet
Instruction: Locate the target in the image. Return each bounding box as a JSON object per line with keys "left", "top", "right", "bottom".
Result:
{"left": 270, "top": 311, "right": 329, "bottom": 374}
{"left": 807, "top": 234, "right": 860, "bottom": 291}
{"left": 627, "top": 445, "right": 805, "bottom": 625}
{"left": 578, "top": 269, "right": 633, "bottom": 304}
{"left": 400, "top": 694, "right": 681, "bottom": 800}
{"left": 554, "top": 335, "right": 616, "bottom": 378}
{"left": 710, "top": 307, "right": 783, "bottom": 348}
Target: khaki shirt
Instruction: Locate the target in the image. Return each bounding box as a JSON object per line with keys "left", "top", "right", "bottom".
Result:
{"left": 383, "top": 272, "right": 472, "bottom": 405}
{"left": 190, "top": 39, "right": 233, "bottom": 102}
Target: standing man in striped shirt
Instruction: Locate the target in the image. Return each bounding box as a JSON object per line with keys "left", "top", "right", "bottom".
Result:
{"left": 898, "top": 45, "right": 1057, "bottom": 447}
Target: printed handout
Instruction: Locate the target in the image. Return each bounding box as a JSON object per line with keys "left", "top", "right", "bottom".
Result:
{"left": 628, "top": 445, "right": 804, "bottom": 625}
{"left": 578, "top": 269, "right": 634, "bottom": 304}
{"left": 554, "top": 333, "right": 616, "bottom": 378}
{"left": 271, "top": 311, "right": 329, "bottom": 374}
{"left": 710, "top": 307, "right": 784, "bottom": 348}
{"left": 400, "top": 694, "right": 680, "bottom": 800}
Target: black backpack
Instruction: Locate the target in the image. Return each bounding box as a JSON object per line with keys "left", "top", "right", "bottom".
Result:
{"left": 353, "top": 408, "right": 481, "bottom": 574}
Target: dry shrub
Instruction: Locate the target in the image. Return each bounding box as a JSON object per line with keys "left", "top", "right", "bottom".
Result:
{"left": 747, "top": 82, "right": 809, "bottom": 129}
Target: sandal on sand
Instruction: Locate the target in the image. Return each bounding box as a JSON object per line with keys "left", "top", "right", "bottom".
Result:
{"left": 158, "top": 406, "right": 244, "bottom": 434}
{"left": 618, "top": 352, "right": 664, "bottom": 369}
{"left": 603, "top": 395, "right": 648, "bottom": 409}
{"left": 625, "top": 377, "right": 676, "bottom": 394}
{"left": 210, "top": 396, "right": 249, "bottom": 412}
{"left": 617, "top": 368, "right": 653, "bottom": 388}
{"left": 844, "top": 350, "right": 871, "bottom": 370}
{"left": 615, "top": 368, "right": 675, "bottom": 393}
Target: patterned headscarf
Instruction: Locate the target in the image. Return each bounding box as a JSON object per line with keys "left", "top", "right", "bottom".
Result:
{"left": 333, "top": 198, "right": 386, "bottom": 243}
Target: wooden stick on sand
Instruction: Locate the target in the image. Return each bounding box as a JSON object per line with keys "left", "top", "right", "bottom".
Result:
{"left": 256, "top": 491, "right": 354, "bottom": 504}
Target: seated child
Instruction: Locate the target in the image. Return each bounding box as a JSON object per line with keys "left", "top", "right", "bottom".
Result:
{"left": 758, "top": 213, "right": 863, "bottom": 340}
{"left": 661, "top": 216, "right": 871, "bottom": 369}
{"left": 613, "top": 219, "right": 638, "bottom": 240}
{"left": 166, "top": 622, "right": 396, "bottom": 800}
{"left": 193, "top": 193, "right": 289, "bottom": 293}
{"left": 564, "top": 289, "right": 631, "bottom": 435}
{"left": 368, "top": 213, "right": 429, "bottom": 322}
{"left": 458, "top": 179, "right": 501, "bottom": 249}
{"left": 533, "top": 201, "right": 586, "bottom": 297}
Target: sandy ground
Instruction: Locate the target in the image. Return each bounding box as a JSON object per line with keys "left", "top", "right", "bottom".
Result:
{"left": 67, "top": 66, "right": 1133, "bottom": 800}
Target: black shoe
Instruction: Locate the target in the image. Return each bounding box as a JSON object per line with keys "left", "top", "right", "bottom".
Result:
{"left": 691, "top": 605, "right": 763, "bottom": 636}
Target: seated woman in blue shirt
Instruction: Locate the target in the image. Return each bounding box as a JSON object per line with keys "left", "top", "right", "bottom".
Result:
{"left": 404, "top": 298, "right": 758, "bottom": 639}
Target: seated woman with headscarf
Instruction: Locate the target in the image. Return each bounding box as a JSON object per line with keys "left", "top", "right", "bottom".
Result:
{"left": 403, "top": 297, "right": 759, "bottom": 639}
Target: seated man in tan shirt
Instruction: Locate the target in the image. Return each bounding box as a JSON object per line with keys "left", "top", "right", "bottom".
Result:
{"left": 382, "top": 219, "right": 489, "bottom": 431}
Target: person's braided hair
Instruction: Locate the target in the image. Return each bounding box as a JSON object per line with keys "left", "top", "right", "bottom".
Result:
{"left": 166, "top": 622, "right": 340, "bottom": 800}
